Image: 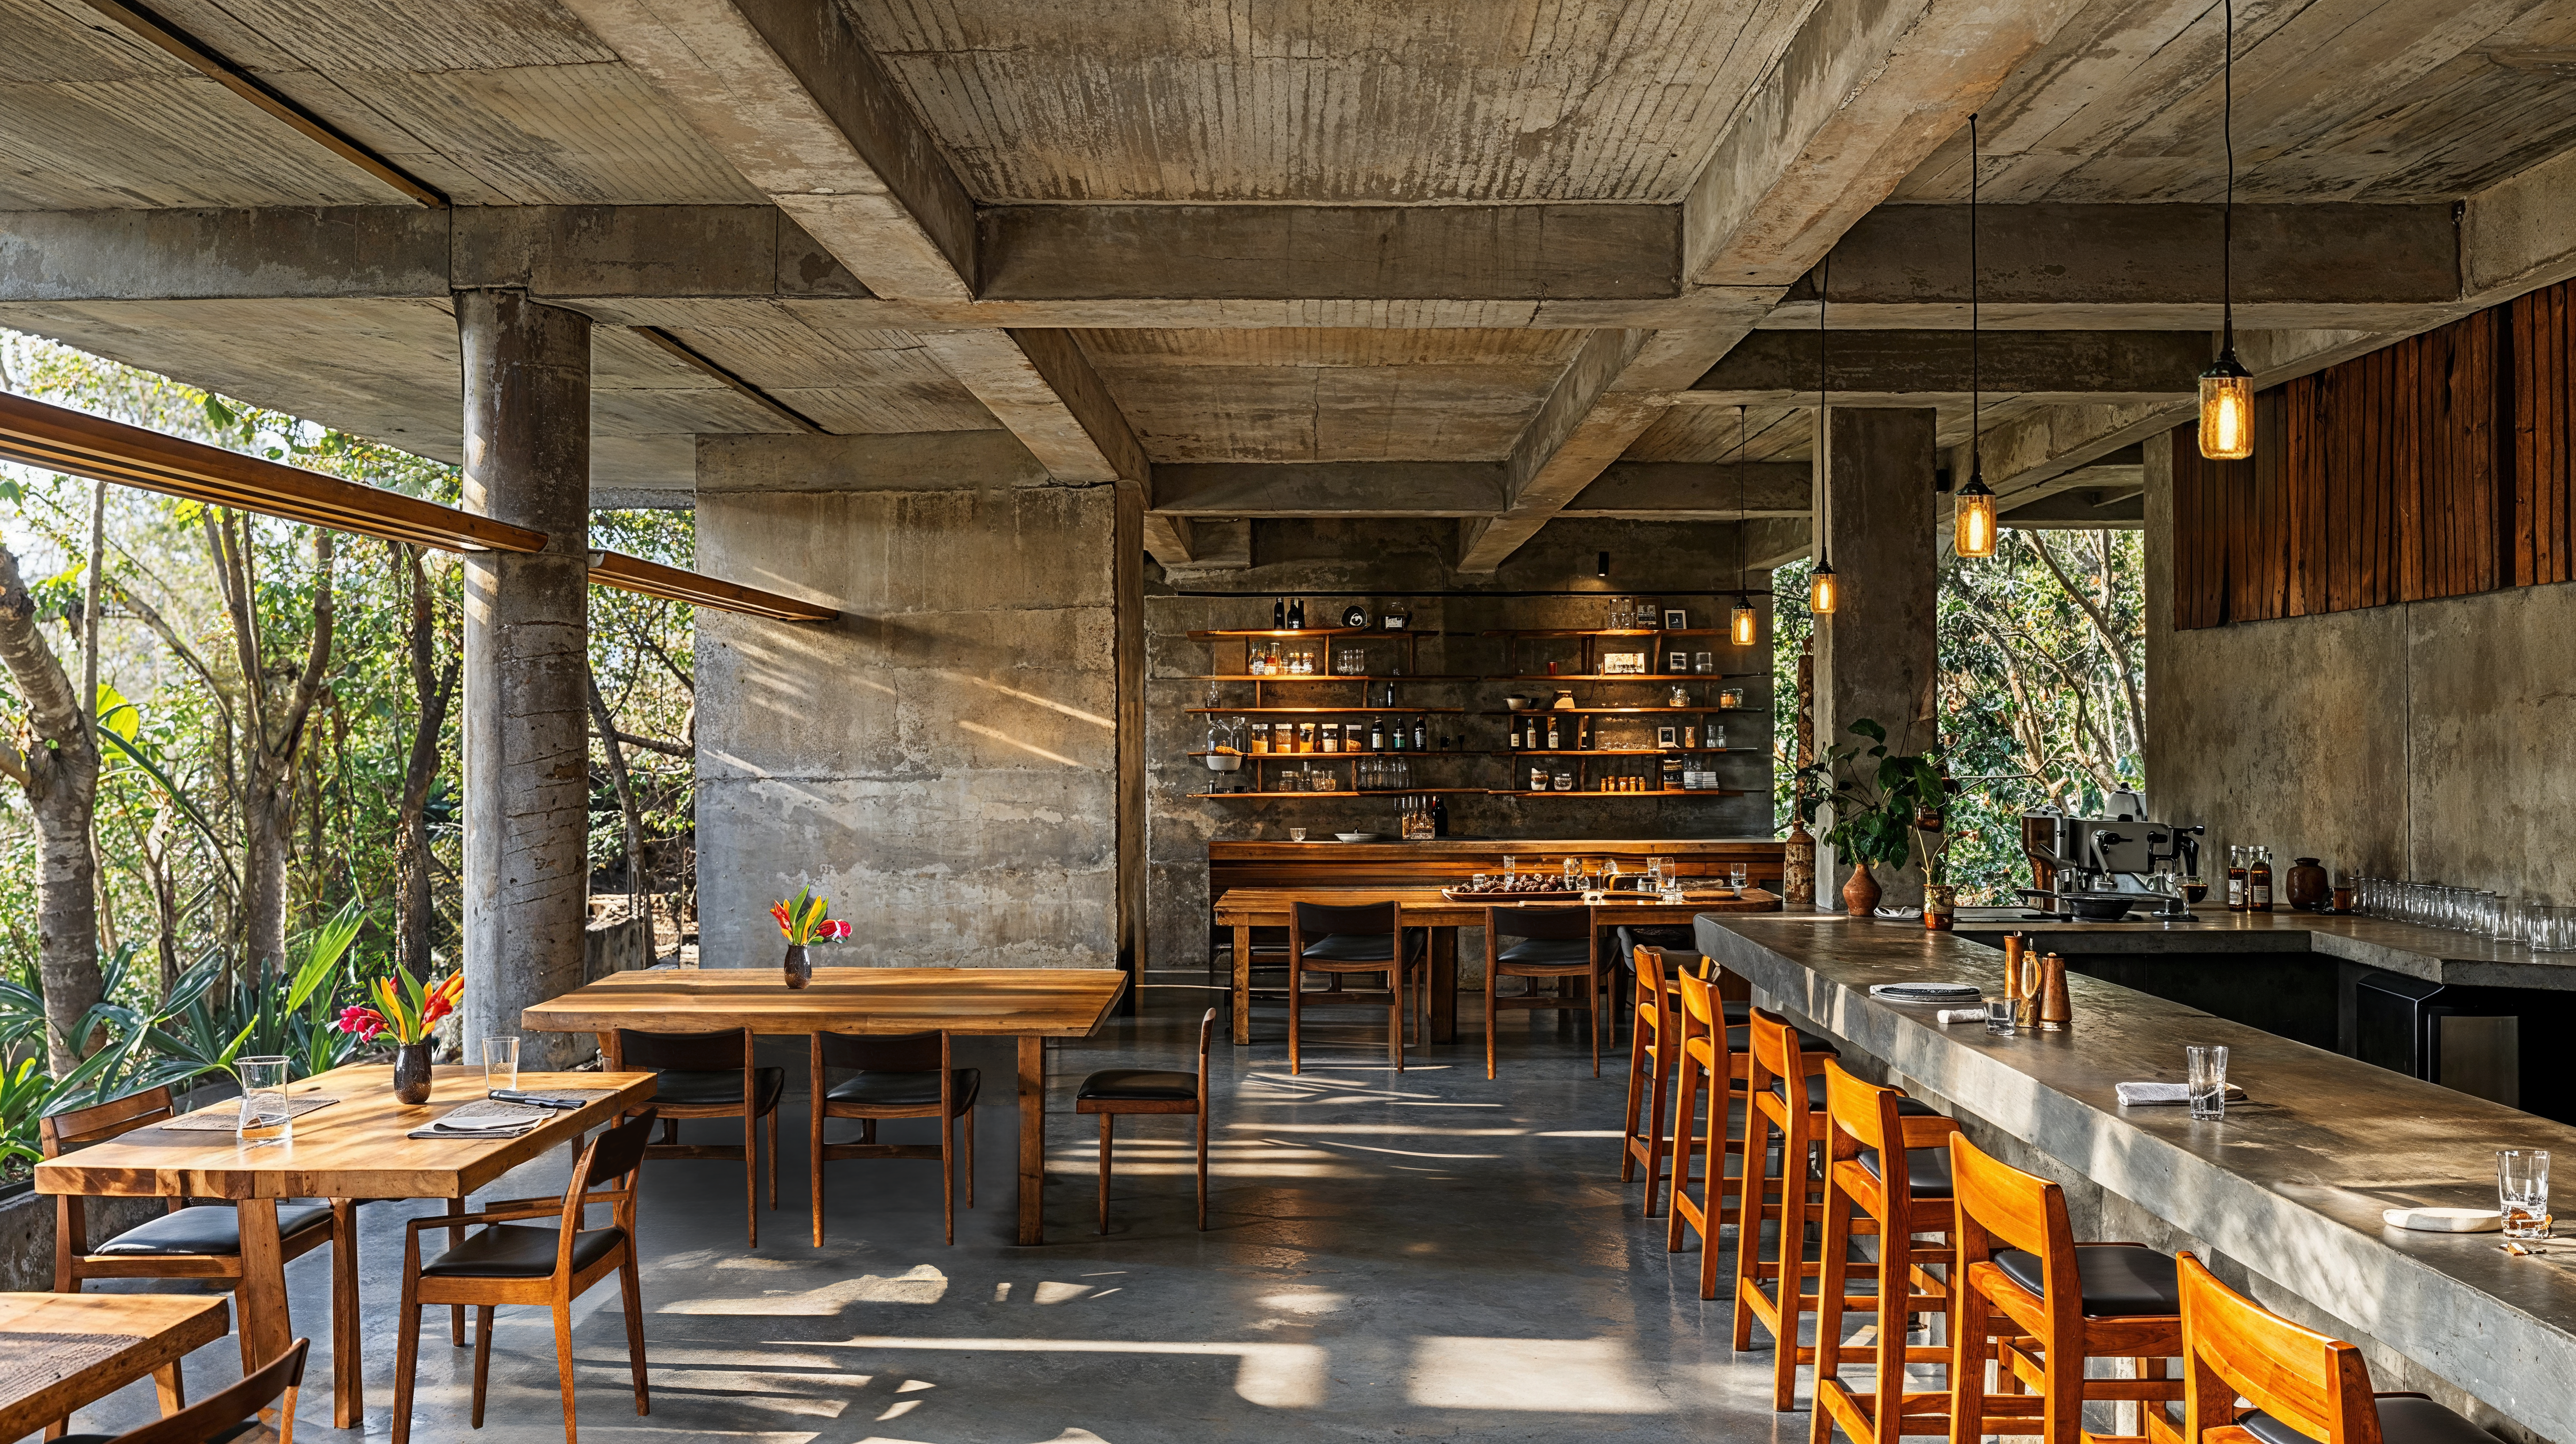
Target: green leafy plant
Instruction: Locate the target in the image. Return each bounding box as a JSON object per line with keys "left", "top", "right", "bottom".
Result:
{"left": 1793, "top": 718, "right": 1959, "bottom": 887}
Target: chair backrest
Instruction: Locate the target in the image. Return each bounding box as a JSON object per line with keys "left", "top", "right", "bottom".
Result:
{"left": 816, "top": 1029, "right": 942, "bottom": 1073}
{"left": 614, "top": 1027, "right": 748, "bottom": 1071}
{"left": 39, "top": 1085, "right": 178, "bottom": 1156}
{"left": 1950, "top": 1131, "right": 2086, "bottom": 1340}
{"left": 1292, "top": 900, "right": 1397, "bottom": 937}
{"left": 561, "top": 1107, "right": 659, "bottom": 1244}
{"left": 1673, "top": 965, "right": 1718, "bottom": 1032}
{"left": 1745, "top": 1006, "right": 1810, "bottom": 1111}
{"left": 1821, "top": 1059, "right": 1892, "bottom": 1157}
{"left": 1492, "top": 906, "right": 1590, "bottom": 942}
{"left": 2179, "top": 1252, "right": 2381, "bottom": 1444}
{"left": 106, "top": 1337, "right": 307, "bottom": 1444}
{"left": 1633, "top": 945, "right": 1668, "bottom": 1015}
{"left": 1196, "top": 1007, "right": 1216, "bottom": 1100}
{"left": 583, "top": 1108, "right": 660, "bottom": 1191}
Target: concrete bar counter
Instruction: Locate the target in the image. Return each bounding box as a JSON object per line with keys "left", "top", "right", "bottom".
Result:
{"left": 1698, "top": 911, "right": 2576, "bottom": 1444}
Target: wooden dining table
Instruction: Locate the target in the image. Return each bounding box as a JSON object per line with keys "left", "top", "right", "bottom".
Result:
{"left": 33, "top": 1063, "right": 656, "bottom": 1429}
{"left": 1211, "top": 886, "right": 1779, "bottom": 1044}
{"left": 0, "top": 1292, "right": 230, "bottom": 1441}
{"left": 518, "top": 965, "right": 1130, "bottom": 1246}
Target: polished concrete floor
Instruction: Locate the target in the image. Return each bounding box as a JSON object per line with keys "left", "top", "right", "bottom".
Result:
{"left": 46, "top": 994, "right": 1848, "bottom": 1444}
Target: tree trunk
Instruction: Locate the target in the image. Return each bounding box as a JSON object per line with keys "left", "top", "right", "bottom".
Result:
{"left": 585, "top": 665, "right": 647, "bottom": 936}
{"left": 0, "top": 543, "right": 104, "bottom": 1076}
{"left": 211, "top": 515, "right": 334, "bottom": 977}
{"left": 391, "top": 543, "right": 454, "bottom": 979}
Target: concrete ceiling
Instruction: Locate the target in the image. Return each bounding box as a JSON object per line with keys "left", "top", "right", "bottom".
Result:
{"left": 3, "top": 0, "right": 2575, "bottom": 566}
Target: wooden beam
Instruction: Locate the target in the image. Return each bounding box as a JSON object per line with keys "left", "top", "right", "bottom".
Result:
{"left": 0, "top": 390, "right": 540, "bottom": 553}
{"left": 586, "top": 549, "right": 837, "bottom": 622}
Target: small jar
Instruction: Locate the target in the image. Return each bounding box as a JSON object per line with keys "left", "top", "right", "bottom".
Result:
{"left": 1530, "top": 766, "right": 1549, "bottom": 791}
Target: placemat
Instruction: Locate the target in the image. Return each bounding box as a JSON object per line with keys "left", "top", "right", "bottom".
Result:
{"left": 403, "top": 1089, "right": 620, "bottom": 1141}
{"left": 0, "top": 1332, "right": 132, "bottom": 1405}
{"left": 161, "top": 1095, "right": 341, "bottom": 1132}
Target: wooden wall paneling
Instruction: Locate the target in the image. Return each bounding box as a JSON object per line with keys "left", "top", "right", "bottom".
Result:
{"left": 2292, "top": 375, "right": 2328, "bottom": 618}
{"left": 2396, "top": 336, "right": 2427, "bottom": 603}
{"left": 2542, "top": 285, "right": 2572, "bottom": 585}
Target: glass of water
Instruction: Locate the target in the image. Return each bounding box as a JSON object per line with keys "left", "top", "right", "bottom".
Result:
{"left": 2186, "top": 1045, "right": 2230, "bottom": 1121}
{"left": 1985, "top": 999, "right": 2017, "bottom": 1035}
{"left": 1729, "top": 863, "right": 1749, "bottom": 891}
{"left": 2499, "top": 1149, "right": 2552, "bottom": 1239}
{"left": 1501, "top": 855, "right": 1518, "bottom": 879}
{"left": 484, "top": 1035, "right": 520, "bottom": 1095}
{"left": 236, "top": 1056, "right": 292, "bottom": 1146}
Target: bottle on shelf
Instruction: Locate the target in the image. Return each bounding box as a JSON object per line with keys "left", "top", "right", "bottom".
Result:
{"left": 1288, "top": 597, "right": 1306, "bottom": 630}
{"left": 1411, "top": 717, "right": 1426, "bottom": 750}
{"left": 1273, "top": 596, "right": 1286, "bottom": 629}
{"left": 2250, "top": 848, "right": 2274, "bottom": 912}
{"left": 2226, "top": 847, "right": 2246, "bottom": 910}
{"left": 1546, "top": 715, "right": 1562, "bottom": 749}
{"left": 1370, "top": 716, "right": 1386, "bottom": 751}
{"left": 1430, "top": 794, "right": 1449, "bottom": 837}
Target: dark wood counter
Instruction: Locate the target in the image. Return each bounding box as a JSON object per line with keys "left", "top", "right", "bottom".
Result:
{"left": 1696, "top": 911, "right": 2576, "bottom": 1442}
{"left": 1211, "top": 836, "right": 1785, "bottom": 896}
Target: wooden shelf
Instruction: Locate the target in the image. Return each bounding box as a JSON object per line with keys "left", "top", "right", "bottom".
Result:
{"left": 1481, "top": 628, "right": 1748, "bottom": 639}
{"left": 1190, "top": 750, "right": 1473, "bottom": 759}
{"left": 1185, "top": 706, "right": 1466, "bottom": 715}
{"left": 1485, "top": 749, "right": 1735, "bottom": 757}
{"left": 1172, "top": 673, "right": 1479, "bottom": 683}
{"left": 1189, "top": 789, "right": 1485, "bottom": 800}
{"left": 1483, "top": 707, "right": 1750, "bottom": 715}
{"left": 1493, "top": 672, "right": 1762, "bottom": 682}
{"left": 1498, "top": 789, "right": 1746, "bottom": 798}
{"left": 1184, "top": 627, "right": 1438, "bottom": 640}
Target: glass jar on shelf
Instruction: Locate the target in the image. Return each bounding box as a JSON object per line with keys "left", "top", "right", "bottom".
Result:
{"left": 1718, "top": 686, "right": 1747, "bottom": 709}
{"left": 1335, "top": 646, "right": 1367, "bottom": 676}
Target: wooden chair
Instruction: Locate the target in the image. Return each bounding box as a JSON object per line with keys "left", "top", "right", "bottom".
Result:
{"left": 2176, "top": 1252, "right": 2490, "bottom": 1444}
{"left": 41, "top": 1085, "right": 347, "bottom": 1439}
{"left": 1075, "top": 1008, "right": 1215, "bottom": 1233}
{"left": 1731, "top": 1006, "right": 1871, "bottom": 1406}
{"left": 1286, "top": 900, "right": 1428, "bottom": 1074}
{"left": 394, "top": 1110, "right": 657, "bottom": 1444}
{"left": 1482, "top": 906, "right": 1603, "bottom": 1077}
{"left": 1622, "top": 946, "right": 1754, "bottom": 1209}
{"left": 808, "top": 1029, "right": 978, "bottom": 1246}
{"left": 1811, "top": 1060, "right": 1960, "bottom": 1444}
{"left": 608, "top": 1026, "right": 782, "bottom": 1246}
{"left": 1950, "top": 1133, "right": 2184, "bottom": 1444}
{"left": 52, "top": 1336, "right": 308, "bottom": 1444}
{"left": 1668, "top": 987, "right": 1840, "bottom": 1306}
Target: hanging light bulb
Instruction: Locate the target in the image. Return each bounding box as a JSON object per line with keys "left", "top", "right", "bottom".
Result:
{"left": 1809, "top": 253, "right": 1840, "bottom": 616}
{"left": 1730, "top": 597, "right": 1759, "bottom": 646}
{"left": 1809, "top": 563, "right": 1839, "bottom": 616}
{"left": 1955, "top": 112, "right": 2000, "bottom": 560}
{"left": 2197, "top": 0, "right": 2254, "bottom": 461}
{"left": 1729, "top": 404, "right": 1760, "bottom": 644}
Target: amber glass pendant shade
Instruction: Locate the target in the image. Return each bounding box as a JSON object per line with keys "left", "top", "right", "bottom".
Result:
{"left": 1954, "top": 475, "right": 1998, "bottom": 558}
{"left": 2198, "top": 350, "right": 2253, "bottom": 460}
{"left": 1809, "top": 565, "right": 1839, "bottom": 616}
{"left": 1729, "top": 598, "right": 1758, "bottom": 646}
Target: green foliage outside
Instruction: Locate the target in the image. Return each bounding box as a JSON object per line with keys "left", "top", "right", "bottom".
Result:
{"left": 1771, "top": 528, "right": 2146, "bottom": 904}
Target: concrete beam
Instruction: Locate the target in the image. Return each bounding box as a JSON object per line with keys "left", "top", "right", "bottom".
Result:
{"left": 1152, "top": 462, "right": 1505, "bottom": 518}
{"left": 1688, "top": 330, "right": 2206, "bottom": 403}
{"left": 1998, "top": 484, "right": 2146, "bottom": 528}
{"left": 1457, "top": 328, "right": 1655, "bottom": 572}
{"left": 1560, "top": 463, "right": 1813, "bottom": 520}
{"left": 1153, "top": 518, "right": 1253, "bottom": 576}
{"left": 2462, "top": 143, "right": 2576, "bottom": 303}
{"left": 1140, "top": 513, "right": 1197, "bottom": 567}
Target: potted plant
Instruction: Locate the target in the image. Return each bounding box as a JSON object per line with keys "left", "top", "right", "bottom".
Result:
{"left": 330, "top": 969, "right": 463, "bottom": 1104}
{"left": 1793, "top": 719, "right": 1956, "bottom": 920}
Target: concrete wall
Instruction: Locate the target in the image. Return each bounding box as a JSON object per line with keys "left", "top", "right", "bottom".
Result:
{"left": 1146, "top": 516, "right": 1778, "bottom": 974}
{"left": 694, "top": 431, "right": 1126, "bottom": 970}
{"left": 2143, "top": 437, "right": 2576, "bottom": 901}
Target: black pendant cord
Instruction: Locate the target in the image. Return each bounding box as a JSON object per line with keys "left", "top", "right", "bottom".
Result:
{"left": 1817, "top": 251, "right": 1831, "bottom": 572}
{"left": 2221, "top": 0, "right": 2235, "bottom": 353}
{"left": 1735, "top": 404, "right": 1749, "bottom": 594}
{"left": 1970, "top": 113, "right": 1981, "bottom": 480}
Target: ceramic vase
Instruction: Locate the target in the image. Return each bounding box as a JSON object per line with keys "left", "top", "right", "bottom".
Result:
{"left": 1842, "top": 864, "right": 1882, "bottom": 918}
{"left": 392, "top": 1041, "right": 434, "bottom": 1105}
{"left": 2286, "top": 857, "right": 2330, "bottom": 912}
{"left": 783, "top": 942, "right": 813, "bottom": 990}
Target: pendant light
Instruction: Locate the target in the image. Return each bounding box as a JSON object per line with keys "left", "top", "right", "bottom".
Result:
{"left": 1808, "top": 252, "right": 1839, "bottom": 616}
{"left": 1955, "top": 112, "right": 1999, "bottom": 558}
{"left": 1729, "top": 404, "right": 1760, "bottom": 645}
{"left": 2197, "top": 0, "right": 2253, "bottom": 460}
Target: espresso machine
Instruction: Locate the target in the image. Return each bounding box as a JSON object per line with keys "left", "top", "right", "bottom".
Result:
{"left": 2020, "top": 795, "right": 2204, "bottom": 921}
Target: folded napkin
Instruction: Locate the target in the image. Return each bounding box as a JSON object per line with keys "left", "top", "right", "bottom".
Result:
{"left": 2116, "top": 1081, "right": 2249, "bottom": 1107}
{"left": 1869, "top": 981, "right": 1982, "bottom": 1003}
{"left": 406, "top": 1102, "right": 549, "bottom": 1140}
{"left": 1935, "top": 1007, "right": 1988, "bottom": 1025}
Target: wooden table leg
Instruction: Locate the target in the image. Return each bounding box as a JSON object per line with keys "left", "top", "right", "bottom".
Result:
{"left": 1231, "top": 923, "right": 1253, "bottom": 1044}
{"left": 233, "top": 1199, "right": 291, "bottom": 1433}
{"left": 1016, "top": 1035, "right": 1045, "bottom": 1245}
{"left": 1430, "top": 927, "right": 1459, "bottom": 1044}
{"left": 330, "top": 1199, "right": 360, "bottom": 1426}
{"left": 151, "top": 1361, "right": 186, "bottom": 1416}
{"left": 446, "top": 1196, "right": 467, "bottom": 1345}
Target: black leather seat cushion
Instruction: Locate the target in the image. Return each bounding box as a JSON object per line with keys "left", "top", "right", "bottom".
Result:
{"left": 2241, "top": 1396, "right": 2493, "bottom": 1444}
{"left": 652, "top": 1066, "right": 786, "bottom": 1112}
{"left": 1077, "top": 1069, "right": 1198, "bottom": 1102}
{"left": 1302, "top": 931, "right": 1427, "bottom": 964}
{"left": 1993, "top": 1243, "right": 2180, "bottom": 1317}
{"left": 92, "top": 1201, "right": 333, "bottom": 1256}
{"left": 1742, "top": 1025, "right": 1843, "bottom": 1059}
{"left": 421, "top": 1224, "right": 627, "bottom": 1279}
{"left": 825, "top": 1068, "right": 980, "bottom": 1110}
{"left": 1858, "top": 1144, "right": 1955, "bottom": 1198}
{"left": 55, "top": 1427, "right": 260, "bottom": 1444}
{"left": 1496, "top": 937, "right": 1592, "bottom": 967}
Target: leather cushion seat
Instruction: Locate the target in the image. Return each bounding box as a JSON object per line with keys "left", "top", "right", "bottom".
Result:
{"left": 55, "top": 1426, "right": 259, "bottom": 1444}
{"left": 422, "top": 1224, "right": 627, "bottom": 1279}
{"left": 1992, "top": 1243, "right": 2180, "bottom": 1316}
{"left": 1495, "top": 937, "right": 1592, "bottom": 968}
{"left": 1743, "top": 1025, "right": 1844, "bottom": 1062}
{"left": 92, "top": 1201, "right": 333, "bottom": 1256}
{"left": 651, "top": 1066, "right": 786, "bottom": 1112}
{"left": 1857, "top": 1144, "right": 1955, "bottom": 1198}
{"left": 1077, "top": 1069, "right": 1198, "bottom": 1103}
{"left": 1301, "top": 931, "right": 1427, "bottom": 964}
{"left": 2241, "top": 1396, "right": 2494, "bottom": 1444}
{"left": 825, "top": 1068, "right": 981, "bottom": 1111}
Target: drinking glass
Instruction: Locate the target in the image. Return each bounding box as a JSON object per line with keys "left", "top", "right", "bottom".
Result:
{"left": 1501, "top": 855, "right": 1518, "bottom": 879}
{"left": 236, "top": 1055, "right": 292, "bottom": 1146}
{"left": 483, "top": 1035, "right": 520, "bottom": 1095}
{"left": 2533, "top": 906, "right": 2576, "bottom": 953}
{"left": 1729, "top": 864, "right": 1749, "bottom": 891}
{"left": 2185, "top": 1045, "right": 2230, "bottom": 1121}
{"left": 1693, "top": 652, "right": 1715, "bottom": 674}
{"left": 1563, "top": 856, "right": 1582, "bottom": 887}
{"left": 1553, "top": 770, "right": 1575, "bottom": 792}
{"left": 1288, "top": 827, "right": 1307, "bottom": 843}
{"left": 2499, "top": 1149, "right": 2551, "bottom": 1238}
{"left": 1985, "top": 999, "right": 2017, "bottom": 1035}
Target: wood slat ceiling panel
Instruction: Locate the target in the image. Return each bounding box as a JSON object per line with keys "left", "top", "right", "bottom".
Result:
{"left": 846, "top": 0, "right": 1807, "bottom": 202}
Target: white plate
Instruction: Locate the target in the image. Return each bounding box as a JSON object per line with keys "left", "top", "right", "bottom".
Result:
{"left": 1334, "top": 832, "right": 1384, "bottom": 843}
{"left": 2382, "top": 1206, "right": 2503, "bottom": 1233}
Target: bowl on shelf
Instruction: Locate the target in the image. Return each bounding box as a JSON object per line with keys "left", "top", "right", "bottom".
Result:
{"left": 1503, "top": 695, "right": 1531, "bottom": 711}
{"left": 1334, "top": 832, "right": 1384, "bottom": 843}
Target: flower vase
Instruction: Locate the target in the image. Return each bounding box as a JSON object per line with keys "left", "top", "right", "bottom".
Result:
{"left": 1924, "top": 883, "right": 1958, "bottom": 931}
{"left": 1842, "top": 864, "right": 1882, "bottom": 918}
{"left": 392, "top": 1041, "right": 434, "bottom": 1105}
{"left": 783, "top": 942, "right": 812, "bottom": 990}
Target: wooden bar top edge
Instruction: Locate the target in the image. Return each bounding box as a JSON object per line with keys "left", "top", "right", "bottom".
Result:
{"left": 517, "top": 965, "right": 1129, "bottom": 1039}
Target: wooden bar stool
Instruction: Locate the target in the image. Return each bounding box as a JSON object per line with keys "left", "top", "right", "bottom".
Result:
{"left": 1483, "top": 906, "right": 1602, "bottom": 1078}
{"left": 1811, "top": 1060, "right": 1959, "bottom": 1444}
{"left": 1621, "top": 946, "right": 1754, "bottom": 1209}
{"left": 2176, "top": 1252, "right": 2491, "bottom": 1444}
{"left": 1950, "top": 1133, "right": 2185, "bottom": 1444}
{"left": 1731, "top": 1006, "right": 1868, "bottom": 1407}
{"left": 1669, "top": 988, "right": 1841, "bottom": 1312}
{"left": 1287, "top": 900, "right": 1427, "bottom": 1073}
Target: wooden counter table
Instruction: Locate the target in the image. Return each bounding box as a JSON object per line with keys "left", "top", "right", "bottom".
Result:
{"left": 520, "top": 966, "right": 1128, "bottom": 1246}
{"left": 1215, "top": 886, "right": 1777, "bottom": 1045}
{"left": 1695, "top": 910, "right": 2576, "bottom": 1444}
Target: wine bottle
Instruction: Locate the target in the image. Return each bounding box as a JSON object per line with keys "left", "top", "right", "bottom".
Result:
{"left": 1546, "top": 715, "right": 1561, "bottom": 749}
{"left": 2250, "top": 848, "right": 2273, "bottom": 912}
{"left": 2226, "top": 847, "right": 2247, "bottom": 911}
{"left": 1411, "top": 717, "right": 1426, "bottom": 750}
{"left": 1288, "top": 597, "right": 1305, "bottom": 630}
{"left": 1430, "top": 795, "right": 1449, "bottom": 837}
{"left": 1370, "top": 717, "right": 1385, "bottom": 751}
{"left": 1273, "top": 596, "right": 1285, "bottom": 629}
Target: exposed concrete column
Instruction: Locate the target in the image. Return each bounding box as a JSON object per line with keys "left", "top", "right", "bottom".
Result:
{"left": 457, "top": 288, "right": 591, "bottom": 1069}
{"left": 1811, "top": 407, "right": 1938, "bottom": 909}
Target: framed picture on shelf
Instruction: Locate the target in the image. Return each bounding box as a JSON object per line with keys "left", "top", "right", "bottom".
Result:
{"left": 1602, "top": 652, "right": 1648, "bottom": 674}
{"left": 1656, "top": 725, "right": 1679, "bottom": 747}
{"left": 1667, "top": 651, "right": 1690, "bottom": 672}
{"left": 1663, "top": 608, "right": 1688, "bottom": 630}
